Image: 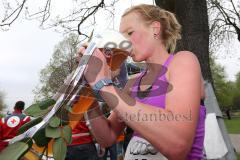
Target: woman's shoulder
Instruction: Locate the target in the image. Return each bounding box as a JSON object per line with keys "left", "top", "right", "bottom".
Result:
{"left": 167, "top": 51, "right": 201, "bottom": 78}
{"left": 174, "top": 51, "right": 199, "bottom": 61}
{"left": 170, "top": 51, "right": 200, "bottom": 68}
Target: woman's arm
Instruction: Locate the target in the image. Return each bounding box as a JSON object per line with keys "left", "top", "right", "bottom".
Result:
{"left": 98, "top": 51, "right": 202, "bottom": 159}
{"left": 87, "top": 107, "right": 125, "bottom": 147}
{"left": 87, "top": 73, "right": 139, "bottom": 147}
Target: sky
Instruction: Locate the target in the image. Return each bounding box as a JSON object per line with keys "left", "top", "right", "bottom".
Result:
{"left": 0, "top": 0, "right": 240, "bottom": 112}
{"left": 0, "top": 0, "right": 154, "bottom": 112}
{"left": 0, "top": 20, "right": 63, "bottom": 111}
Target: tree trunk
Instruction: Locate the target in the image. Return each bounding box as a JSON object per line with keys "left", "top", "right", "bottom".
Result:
{"left": 155, "top": 0, "right": 213, "bottom": 83}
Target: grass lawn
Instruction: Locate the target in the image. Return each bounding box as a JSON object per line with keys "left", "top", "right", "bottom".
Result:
{"left": 237, "top": 153, "right": 240, "bottom": 160}
{"left": 224, "top": 117, "right": 240, "bottom": 134}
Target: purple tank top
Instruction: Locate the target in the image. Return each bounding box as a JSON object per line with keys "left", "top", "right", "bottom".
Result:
{"left": 130, "top": 54, "right": 206, "bottom": 159}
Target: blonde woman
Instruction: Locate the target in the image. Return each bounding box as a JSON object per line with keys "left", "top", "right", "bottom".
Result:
{"left": 81, "top": 4, "right": 206, "bottom": 160}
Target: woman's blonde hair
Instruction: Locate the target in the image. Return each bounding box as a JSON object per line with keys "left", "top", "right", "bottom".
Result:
{"left": 122, "top": 4, "right": 181, "bottom": 52}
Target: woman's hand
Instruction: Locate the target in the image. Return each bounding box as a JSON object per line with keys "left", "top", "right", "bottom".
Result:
{"left": 78, "top": 44, "right": 111, "bottom": 87}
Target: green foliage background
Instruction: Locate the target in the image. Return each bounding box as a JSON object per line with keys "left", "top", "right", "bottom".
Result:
{"left": 210, "top": 53, "right": 240, "bottom": 110}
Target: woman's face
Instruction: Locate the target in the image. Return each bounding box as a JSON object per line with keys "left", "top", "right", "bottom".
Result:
{"left": 119, "top": 12, "right": 157, "bottom": 62}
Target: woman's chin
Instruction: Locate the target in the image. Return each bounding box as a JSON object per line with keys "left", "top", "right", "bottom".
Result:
{"left": 132, "top": 56, "right": 143, "bottom": 62}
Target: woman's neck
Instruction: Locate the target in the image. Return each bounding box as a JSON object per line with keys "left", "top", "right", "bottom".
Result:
{"left": 145, "top": 46, "right": 170, "bottom": 74}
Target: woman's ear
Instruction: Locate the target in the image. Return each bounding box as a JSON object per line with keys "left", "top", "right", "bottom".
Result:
{"left": 151, "top": 21, "right": 161, "bottom": 35}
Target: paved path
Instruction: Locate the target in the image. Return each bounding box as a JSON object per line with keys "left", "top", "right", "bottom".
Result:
{"left": 229, "top": 134, "right": 240, "bottom": 153}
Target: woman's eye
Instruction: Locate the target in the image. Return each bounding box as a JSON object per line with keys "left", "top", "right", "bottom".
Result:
{"left": 127, "top": 31, "right": 133, "bottom": 36}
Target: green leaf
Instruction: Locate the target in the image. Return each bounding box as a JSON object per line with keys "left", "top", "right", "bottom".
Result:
{"left": 49, "top": 116, "right": 61, "bottom": 128}
{"left": 62, "top": 125, "right": 72, "bottom": 144}
{"left": 45, "top": 125, "right": 61, "bottom": 138}
{"left": 39, "top": 99, "right": 56, "bottom": 110}
{"left": 0, "top": 142, "right": 29, "bottom": 160}
{"left": 17, "top": 117, "right": 43, "bottom": 135}
{"left": 24, "top": 99, "right": 56, "bottom": 117}
{"left": 33, "top": 128, "right": 51, "bottom": 147}
{"left": 53, "top": 138, "right": 67, "bottom": 160}
{"left": 24, "top": 103, "right": 49, "bottom": 117}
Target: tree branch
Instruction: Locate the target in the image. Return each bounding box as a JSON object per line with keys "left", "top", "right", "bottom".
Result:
{"left": 210, "top": 0, "right": 240, "bottom": 42}
{"left": 77, "top": 0, "right": 105, "bottom": 35}
{"left": 40, "top": 0, "right": 51, "bottom": 26}
{"left": 230, "top": 0, "right": 240, "bottom": 21}
{"left": 0, "top": 0, "right": 27, "bottom": 27}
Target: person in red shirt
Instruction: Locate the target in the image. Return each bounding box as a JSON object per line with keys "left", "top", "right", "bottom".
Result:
{"left": 0, "top": 101, "right": 30, "bottom": 152}
{"left": 65, "top": 120, "right": 99, "bottom": 160}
